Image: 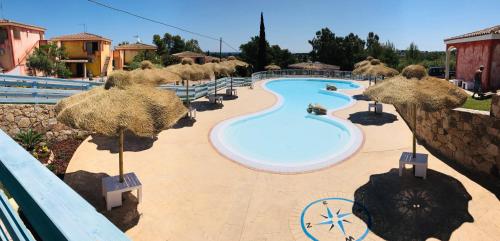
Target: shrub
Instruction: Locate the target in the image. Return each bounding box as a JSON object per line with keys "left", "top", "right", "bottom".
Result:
{"left": 181, "top": 58, "right": 194, "bottom": 65}
{"left": 105, "top": 70, "right": 132, "bottom": 89}
{"left": 402, "top": 64, "right": 427, "bottom": 79}
{"left": 370, "top": 59, "right": 381, "bottom": 65}
{"left": 15, "top": 129, "right": 44, "bottom": 152}
{"left": 140, "top": 60, "right": 154, "bottom": 70}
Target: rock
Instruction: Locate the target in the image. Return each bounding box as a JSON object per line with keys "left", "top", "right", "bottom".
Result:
{"left": 5, "top": 113, "right": 15, "bottom": 122}
{"left": 486, "top": 144, "right": 498, "bottom": 156}
{"left": 18, "top": 118, "right": 31, "bottom": 128}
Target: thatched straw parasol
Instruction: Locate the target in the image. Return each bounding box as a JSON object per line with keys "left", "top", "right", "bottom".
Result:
{"left": 353, "top": 57, "right": 399, "bottom": 79}
{"left": 364, "top": 65, "right": 467, "bottom": 158}
{"left": 107, "top": 69, "right": 182, "bottom": 88}
{"left": 203, "top": 62, "right": 235, "bottom": 78}
{"left": 220, "top": 58, "right": 249, "bottom": 93}
{"left": 288, "top": 62, "right": 340, "bottom": 71}
{"left": 265, "top": 64, "right": 281, "bottom": 71}
{"left": 55, "top": 80, "right": 187, "bottom": 182}
{"left": 166, "top": 58, "right": 214, "bottom": 105}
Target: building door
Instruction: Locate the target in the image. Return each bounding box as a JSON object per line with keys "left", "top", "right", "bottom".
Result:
{"left": 76, "top": 63, "right": 84, "bottom": 77}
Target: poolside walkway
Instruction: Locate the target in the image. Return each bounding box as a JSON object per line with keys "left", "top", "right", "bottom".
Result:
{"left": 65, "top": 79, "right": 500, "bottom": 241}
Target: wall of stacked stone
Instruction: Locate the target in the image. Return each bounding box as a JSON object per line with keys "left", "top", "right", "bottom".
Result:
{"left": 0, "top": 104, "right": 87, "bottom": 142}
{"left": 396, "top": 98, "right": 499, "bottom": 179}
{"left": 491, "top": 94, "right": 500, "bottom": 118}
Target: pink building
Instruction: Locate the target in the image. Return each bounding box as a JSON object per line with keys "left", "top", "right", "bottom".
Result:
{"left": 445, "top": 25, "right": 500, "bottom": 91}
{"left": 0, "top": 19, "right": 46, "bottom": 75}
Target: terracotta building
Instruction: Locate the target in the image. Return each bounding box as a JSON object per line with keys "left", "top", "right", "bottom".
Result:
{"left": 445, "top": 25, "right": 500, "bottom": 91}
{"left": 0, "top": 19, "right": 46, "bottom": 75}
{"left": 113, "top": 42, "right": 157, "bottom": 70}
{"left": 51, "top": 32, "right": 113, "bottom": 78}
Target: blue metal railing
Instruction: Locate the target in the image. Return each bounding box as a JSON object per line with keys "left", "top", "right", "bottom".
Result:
{"left": 1, "top": 75, "right": 253, "bottom": 104}
{"left": 0, "top": 130, "right": 130, "bottom": 241}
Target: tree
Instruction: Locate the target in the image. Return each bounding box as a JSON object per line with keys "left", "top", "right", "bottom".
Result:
{"left": 269, "top": 45, "right": 297, "bottom": 68}
{"left": 118, "top": 41, "right": 129, "bottom": 46}
{"left": 257, "top": 12, "right": 268, "bottom": 71}
{"left": 379, "top": 41, "right": 399, "bottom": 68}
{"left": 309, "top": 28, "right": 343, "bottom": 65}
{"left": 340, "top": 33, "right": 366, "bottom": 70}
{"left": 128, "top": 50, "right": 161, "bottom": 70}
{"left": 405, "top": 42, "right": 421, "bottom": 64}
{"left": 152, "top": 33, "right": 203, "bottom": 66}
{"left": 366, "top": 32, "right": 383, "bottom": 58}
{"left": 240, "top": 36, "right": 264, "bottom": 68}
{"left": 27, "top": 43, "right": 71, "bottom": 77}
{"left": 185, "top": 39, "right": 202, "bottom": 53}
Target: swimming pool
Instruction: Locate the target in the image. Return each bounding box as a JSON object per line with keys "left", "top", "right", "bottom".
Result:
{"left": 210, "top": 78, "right": 363, "bottom": 173}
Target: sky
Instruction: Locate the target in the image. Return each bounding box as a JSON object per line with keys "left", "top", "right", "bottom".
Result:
{"left": 3, "top": 0, "right": 500, "bottom": 53}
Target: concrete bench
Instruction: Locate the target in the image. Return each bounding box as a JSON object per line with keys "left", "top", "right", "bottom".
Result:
{"left": 226, "top": 88, "right": 237, "bottom": 96}
{"left": 399, "top": 152, "right": 428, "bottom": 179}
{"left": 102, "top": 172, "right": 142, "bottom": 211}
{"left": 462, "top": 81, "right": 474, "bottom": 90}
{"left": 208, "top": 95, "right": 223, "bottom": 104}
{"left": 368, "top": 102, "right": 383, "bottom": 113}
{"left": 188, "top": 106, "right": 197, "bottom": 119}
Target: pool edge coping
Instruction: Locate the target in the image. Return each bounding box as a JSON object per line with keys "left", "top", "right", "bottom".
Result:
{"left": 209, "top": 77, "right": 365, "bottom": 174}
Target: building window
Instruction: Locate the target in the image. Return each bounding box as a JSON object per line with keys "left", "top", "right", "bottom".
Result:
{"left": 0, "top": 28, "right": 7, "bottom": 44}
{"left": 84, "top": 41, "right": 100, "bottom": 54}
{"left": 13, "top": 29, "right": 21, "bottom": 39}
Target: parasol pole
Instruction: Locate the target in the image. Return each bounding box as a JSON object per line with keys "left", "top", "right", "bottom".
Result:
{"left": 412, "top": 104, "right": 417, "bottom": 158}
{"left": 119, "top": 128, "right": 124, "bottom": 183}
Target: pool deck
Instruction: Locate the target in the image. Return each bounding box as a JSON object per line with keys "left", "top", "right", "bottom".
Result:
{"left": 65, "top": 79, "right": 500, "bottom": 241}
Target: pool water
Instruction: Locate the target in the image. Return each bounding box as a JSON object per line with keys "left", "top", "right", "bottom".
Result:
{"left": 210, "top": 78, "right": 363, "bottom": 173}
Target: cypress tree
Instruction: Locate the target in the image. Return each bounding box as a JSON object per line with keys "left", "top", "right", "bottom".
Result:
{"left": 257, "top": 12, "right": 267, "bottom": 71}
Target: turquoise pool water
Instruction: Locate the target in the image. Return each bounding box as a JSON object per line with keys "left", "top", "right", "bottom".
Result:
{"left": 210, "top": 78, "right": 363, "bottom": 173}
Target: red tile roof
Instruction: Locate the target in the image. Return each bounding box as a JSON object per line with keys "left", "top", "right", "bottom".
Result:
{"left": 172, "top": 51, "right": 206, "bottom": 58}
{"left": 115, "top": 42, "right": 157, "bottom": 50}
{"left": 445, "top": 25, "right": 500, "bottom": 41}
{"left": 51, "top": 32, "right": 111, "bottom": 42}
{"left": 0, "top": 19, "right": 45, "bottom": 31}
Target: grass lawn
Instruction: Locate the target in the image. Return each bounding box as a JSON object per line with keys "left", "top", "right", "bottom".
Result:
{"left": 461, "top": 96, "right": 492, "bottom": 111}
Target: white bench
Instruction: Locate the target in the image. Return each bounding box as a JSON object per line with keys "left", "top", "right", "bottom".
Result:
{"left": 462, "top": 81, "right": 474, "bottom": 90}
{"left": 368, "top": 102, "right": 383, "bottom": 113}
{"left": 452, "top": 79, "right": 463, "bottom": 87}
{"left": 399, "top": 152, "right": 428, "bottom": 179}
{"left": 188, "top": 106, "right": 196, "bottom": 119}
{"left": 102, "top": 172, "right": 142, "bottom": 211}
{"left": 226, "top": 88, "right": 237, "bottom": 96}
{"left": 208, "top": 95, "right": 223, "bottom": 104}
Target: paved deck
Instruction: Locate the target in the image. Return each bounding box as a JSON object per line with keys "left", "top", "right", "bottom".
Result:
{"left": 65, "top": 79, "right": 500, "bottom": 241}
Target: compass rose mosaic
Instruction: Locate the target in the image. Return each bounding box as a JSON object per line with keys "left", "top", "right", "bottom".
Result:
{"left": 291, "top": 194, "right": 372, "bottom": 241}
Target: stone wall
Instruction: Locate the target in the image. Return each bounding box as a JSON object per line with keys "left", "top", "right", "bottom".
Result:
{"left": 396, "top": 101, "right": 499, "bottom": 179}
{"left": 491, "top": 94, "right": 500, "bottom": 118}
{"left": 0, "top": 104, "right": 86, "bottom": 142}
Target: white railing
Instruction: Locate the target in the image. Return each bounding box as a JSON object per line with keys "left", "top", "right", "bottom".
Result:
{"left": 251, "top": 69, "right": 385, "bottom": 82}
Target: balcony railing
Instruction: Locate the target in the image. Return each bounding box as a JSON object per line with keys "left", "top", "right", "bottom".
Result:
{"left": 0, "top": 129, "right": 130, "bottom": 241}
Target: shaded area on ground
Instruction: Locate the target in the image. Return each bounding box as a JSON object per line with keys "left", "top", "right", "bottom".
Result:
{"left": 420, "top": 141, "right": 500, "bottom": 200}
{"left": 172, "top": 116, "right": 197, "bottom": 129}
{"left": 190, "top": 100, "right": 224, "bottom": 112}
{"left": 352, "top": 94, "right": 372, "bottom": 101}
{"left": 348, "top": 111, "right": 398, "bottom": 126}
{"left": 64, "top": 170, "right": 140, "bottom": 231}
{"left": 89, "top": 132, "right": 157, "bottom": 153}
{"left": 353, "top": 168, "right": 473, "bottom": 241}
{"left": 222, "top": 94, "right": 238, "bottom": 101}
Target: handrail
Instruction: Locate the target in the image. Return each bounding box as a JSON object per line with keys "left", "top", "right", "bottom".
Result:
{"left": 251, "top": 69, "right": 384, "bottom": 82}
{"left": 0, "top": 130, "right": 130, "bottom": 240}
{"left": 1, "top": 76, "right": 253, "bottom": 104}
